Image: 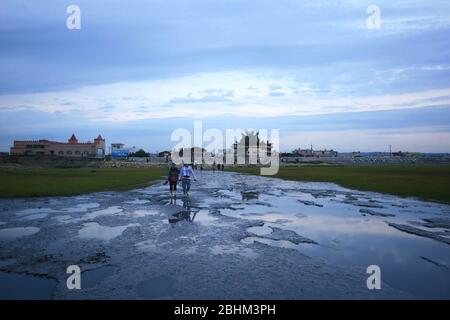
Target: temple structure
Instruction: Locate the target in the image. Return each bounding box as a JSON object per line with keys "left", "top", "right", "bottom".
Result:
{"left": 232, "top": 131, "right": 272, "bottom": 164}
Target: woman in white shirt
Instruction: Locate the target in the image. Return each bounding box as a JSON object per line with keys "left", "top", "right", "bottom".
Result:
{"left": 178, "top": 163, "right": 197, "bottom": 196}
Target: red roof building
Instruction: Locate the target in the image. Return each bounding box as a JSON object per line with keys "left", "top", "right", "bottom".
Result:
{"left": 10, "top": 134, "right": 106, "bottom": 158}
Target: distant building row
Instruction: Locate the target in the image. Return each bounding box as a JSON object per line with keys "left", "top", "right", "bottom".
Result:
{"left": 8, "top": 131, "right": 275, "bottom": 163}
{"left": 10, "top": 134, "right": 105, "bottom": 158}
{"left": 292, "top": 147, "right": 338, "bottom": 157}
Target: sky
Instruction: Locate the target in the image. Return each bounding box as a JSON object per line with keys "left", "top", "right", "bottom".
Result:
{"left": 1, "top": 0, "right": 450, "bottom": 153}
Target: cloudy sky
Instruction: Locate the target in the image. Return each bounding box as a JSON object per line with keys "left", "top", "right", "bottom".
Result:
{"left": 1, "top": 0, "right": 450, "bottom": 152}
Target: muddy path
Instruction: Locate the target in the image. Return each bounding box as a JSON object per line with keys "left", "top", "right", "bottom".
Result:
{"left": 1, "top": 171, "right": 449, "bottom": 299}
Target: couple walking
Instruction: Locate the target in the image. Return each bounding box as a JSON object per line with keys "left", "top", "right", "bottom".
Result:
{"left": 167, "top": 162, "right": 197, "bottom": 197}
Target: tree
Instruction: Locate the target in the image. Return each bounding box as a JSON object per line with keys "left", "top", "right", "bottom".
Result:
{"left": 129, "top": 149, "right": 149, "bottom": 157}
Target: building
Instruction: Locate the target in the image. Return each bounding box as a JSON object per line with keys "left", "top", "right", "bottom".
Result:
{"left": 111, "top": 143, "right": 129, "bottom": 158}
{"left": 10, "top": 134, "right": 105, "bottom": 158}
{"left": 110, "top": 143, "right": 141, "bottom": 158}
{"left": 294, "top": 148, "right": 313, "bottom": 157}
{"left": 172, "top": 147, "right": 206, "bottom": 164}
{"left": 158, "top": 151, "right": 171, "bottom": 158}
{"left": 232, "top": 131, "right": 272, "bottom": 164}
{"left": 313, "top": 149, "right": 338, "bottom": 157}
{"left": 294, "top": 147, "right": 338, "bottom": 158}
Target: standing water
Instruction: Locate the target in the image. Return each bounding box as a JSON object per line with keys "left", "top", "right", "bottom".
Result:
{"left": 0, "top": 171, "right": 449, "bottom": 299}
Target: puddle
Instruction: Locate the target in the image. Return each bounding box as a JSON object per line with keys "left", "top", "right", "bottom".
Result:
{"left": 0, "top": 258, "right": 17, "bottom": 267}
{"left": 168, "top": 211, "right": 194, "bottom": 225}
{"left": 196, "top": 173, "right": 450, "bottom": 299}
{"left": 78, "top": 222, "right": 140, "bottom": 241}
{"left": 296, "top": 225, "right": 450, "bottom": 299}
{"left": 0, "top": 171, "right": 449, "bottom": 299}
{"left": 217, "top": 189, "right": 241, "bottom": 200}
{"left": 242, "top": 236, "right": 298, "bottom": 250}
{"left": 246, "top": 224, "right": 272, "bottom": 236}
{"left": 210, "top": 244, "right": 240, "bottom": 255}
{"left": 241, "top": 191, "right": 260, "bottom": 201}
{"left": 167, "top": 198, "right": 198, "bottom": 225}
{"left": 64, "top": 203, "right": 100, "bottom": 213}
{"left": 83, "top": 206, "right": 123, "bottom": 220}
{"left": 210, "top": 244, "right": 258, "bottom": 258}
{"left": 129, "top": 210, "right": 159, "bottom": 218}
{"left": 195, "top": 210, "right": 220, "bottom": 226}
{"left": 124, "top": 199, "right": 150, "bottom": 205}
{"left": 53, "top": 215, "right": 73, "bottom": 223}
{"left": 21, "top": 213, "right": 48, "bottom": 220}
{"left": 135, "top": 239, "right": 158, "bottom": 251}
{"left": 0, "top": 227, "right": 40, "bottom": 240}
{"left": 16, "top": 208, "right": 58, "bottom": 216}
{"left": 247, "top": 225, "right": 316, "bottom": 244}
{"left": 0, "top": 272, "right": 56, "bottom": 299}
{"left": 240, "top": 211, "right": 450, "bottom": 298}
{"left": 82, "top": 266, "right": 116, "bottom": 289}
{"left": 137, "top": 275, "right": 175, "bottom": 299}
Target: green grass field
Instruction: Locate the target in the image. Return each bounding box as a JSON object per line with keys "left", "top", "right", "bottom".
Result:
{"left": 1, "top": 165, "right": 450, "bottom": 203}
{"left": 0, "top": 167, "right": 167, "bottom": 198}
{"left": 228, "top": 165, "right": 450, "bottom": 204}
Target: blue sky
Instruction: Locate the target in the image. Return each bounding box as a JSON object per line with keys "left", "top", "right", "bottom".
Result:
{"left": 1, "top": 0, "right": 450, "bottom": 152}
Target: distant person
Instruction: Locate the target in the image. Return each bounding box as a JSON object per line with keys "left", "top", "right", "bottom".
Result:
{"left": 217, "top": 163, "right": 221, "bottom": 171}
{"left": 167, "top": 162, "right": 180, "bottom": 198}
{"left": 179, "top": 163, "right": 197, "bottom": 197}
{"left": 213, "top": 161, "right": 216, "bottom": 172}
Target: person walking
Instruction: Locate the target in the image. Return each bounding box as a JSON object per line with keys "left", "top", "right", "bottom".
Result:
{"left": 179, "top": 162, "right": 197, "bottom": 197}
{"left": 167, "top": 162, "right": 180, "bottom": 198}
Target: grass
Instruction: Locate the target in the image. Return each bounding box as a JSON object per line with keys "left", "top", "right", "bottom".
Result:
{"left": 0, "top": 167, "right": 168, "bottom": 198}
{"left": 2, "top": 165, "right": 450, "bottom": 203}
{"left": 228, "top": 165, "right": 450, "bottom": 204}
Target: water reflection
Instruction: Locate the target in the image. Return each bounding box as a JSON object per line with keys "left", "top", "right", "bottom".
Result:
{"left": 241, "top": 191, "right": 260, "bottom": 201}
{"left": 82, "top": 266, "right": 116, "bottom": 289}
{"left": 137, "top": 275, "right": 175, "bottom": 299}
{"left": 0, "top": 272, "right": 56, "bottom": 299}
{"left": 168, "top": 198, "right": 197, "bottom": 225}
{"left": 195, "top": 173, "right": 450, "bottom": 298}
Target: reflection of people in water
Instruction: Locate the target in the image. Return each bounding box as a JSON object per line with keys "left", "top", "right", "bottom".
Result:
{"left": 168, "top": 197, "right": 197, "bottom": 225}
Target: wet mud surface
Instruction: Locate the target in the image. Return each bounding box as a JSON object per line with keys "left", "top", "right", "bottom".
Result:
{"left": 1, "top": 171, "right": 449, "bottom": 299}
